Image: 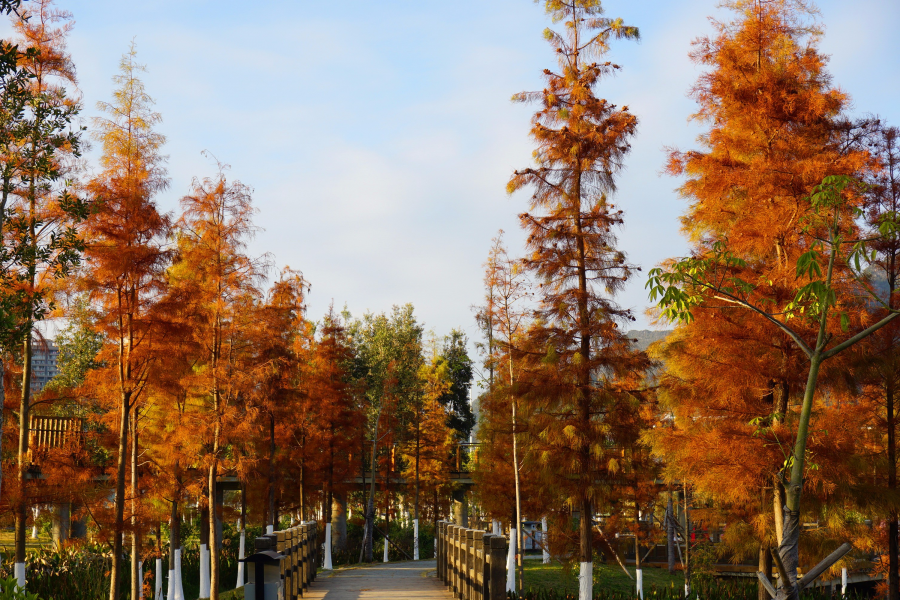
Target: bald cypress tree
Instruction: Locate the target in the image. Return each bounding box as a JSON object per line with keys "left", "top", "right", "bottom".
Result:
{"left": 508, "top": 2, "right": 647, "bottom": 598}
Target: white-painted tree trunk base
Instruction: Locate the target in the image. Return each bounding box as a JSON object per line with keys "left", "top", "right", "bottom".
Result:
{"left": 138, "top": 561, "right": 143, "bottom": 600}
{"left": 166, "top": 569, "right": 175, "bottom": 600}
{"left": 199, "top": 543, "right": 210, "bottom": 598}
{"left": 383, "top": 535, "right": 389, "bottom": 562}
{"left": 506, "top": 527, "right": 517, "bottom": 592}
{"left": 542, "top": 517, "right": 550, "bottom": 564}
{"left": 324, "top": 523, "right": 333, "bottom": 570}
{"left": 174, "top": 548, "right": 185, "bottom": 600}
{"left": 579, "top": 561, "right": 592, "bottom": 600}
{"left": 14, "top": 562, "right": 25, "bottom": 588}
{"left": 31, "top": 506, "right": 39, "bottom": 539}
{"left": 636, "top": 568, "right": 643, "bottom": 600}
{"left": 236, "top": 529, "right": 246, "bottom": 587}
{"left": 685, "top": 582, "right": 690, "bottom": 598}
{"left": 413, "top": 519, "right": 419, "bottom": 560}
{"left": 266, "top": 525, "right": 274, "bottom": 534}
{"left": 155, "top": 559, "right": 163, "bottom": 600}
{"left": 842, "top": 567, "right": 848, "bottom": 597}
{"left": 492, "top": 520, "right": 501, "bottom": 535}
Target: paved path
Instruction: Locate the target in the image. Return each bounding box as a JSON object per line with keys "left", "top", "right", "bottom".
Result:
{"left": 305, "top": 560, "right": 452, "bottom": 599}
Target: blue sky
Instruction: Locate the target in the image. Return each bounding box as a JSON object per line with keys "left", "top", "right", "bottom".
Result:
{"left": 9, "top": 0, "right": 900, "bottom": 352}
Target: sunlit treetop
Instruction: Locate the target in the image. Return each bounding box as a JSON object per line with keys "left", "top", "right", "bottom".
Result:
{"left": 539, "top": 0, "right": 639, "bottom": 61}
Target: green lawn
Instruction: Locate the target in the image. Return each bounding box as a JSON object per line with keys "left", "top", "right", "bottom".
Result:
{"left": 0, "top": 529, "right": 54, "bottom": 553}
{"left": 523, "top": 561, "right": 685, "bottom": 596}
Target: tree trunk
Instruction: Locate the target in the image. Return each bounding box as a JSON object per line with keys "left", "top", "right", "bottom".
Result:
{"left": 0, "top": 361, "right": 5, "bottom": 503}
{"left": 666, "top": 494, "right": 675, "bottom": 574}
{"left": 332, "top": 491, "right": 347, "bottom": 552}
{"left": 108, "top": 391, "right": 130, "bottom": 600}
{"left": 169, "top": 496, "right": 181, "bottom": 600}
{"left": 130, "top": 417, "right": 141, "bottom": 600}
{"left": 268, "top": 413, "right": 276, "bottom": 531}
{"left": 774, "top": 355, "right": 823, "bottom": 600}
{"left": 15, "top": 334, "right": 34, "bottom": 575}
{"left": 889, "top": 380, "right": 899, "bottom": 600}
{"left": 209, "top": 454, "right": 219, "bottom": 599}
{"left": 684, "top": 485, "right": 691, "bottom": 597}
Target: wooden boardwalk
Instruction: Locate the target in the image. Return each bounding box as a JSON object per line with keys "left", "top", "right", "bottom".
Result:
{"left": 305, "top": 560, "right": 452, "bottom": 599}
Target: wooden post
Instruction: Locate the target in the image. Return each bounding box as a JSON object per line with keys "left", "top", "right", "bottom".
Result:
{"left": 277, "top": 530, "right": 288, "bottom": 596}
{"left": 488, "top": 534, "right": 507, "bottom": 600}
{"left": 448, "top": 525, "right": 456, "bottom": 596}
{"left": 475, "top": 531, "right": 485, "bottom": 600}
{"left": 452, "top": 525, "right": 460, "bottom": 598}
{"left": 310, "top": 522, "right": 318, "bottom": 582}
{"left": 437, "top": 521, "right": 445, "bottom": 583}
{"left": 291, "top": 526, "right": 299, "bottom": 600}
{"left": 308, "top": 522, "right": 315, "bottom": 586}
{"left": 466, "top": 529, "right": 475, "bottom": 600}
{"left": 300, "top": 523, "right": 308, "bottom": 592}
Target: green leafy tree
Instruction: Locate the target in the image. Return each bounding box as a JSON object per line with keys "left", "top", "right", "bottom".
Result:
{"left": 9, "top": 0, "right": 87, "bottom": 573}
{"left": 346, "top": 303, "right": 424, "bottom": 562}
{"left": 438, "top": 329, "right": 474, "bottom": 441}
{"left": 46, "top": 295, "right": 101, "bottom": 394}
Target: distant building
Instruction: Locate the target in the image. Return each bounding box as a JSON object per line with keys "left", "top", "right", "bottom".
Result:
{"left": 31, "top": 339, "right": 59, "bottom": 392}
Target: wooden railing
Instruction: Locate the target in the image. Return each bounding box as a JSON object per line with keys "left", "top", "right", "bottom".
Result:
{"left": 29, "top": 415, "right": 83, "bottom": 449}
{"left": 437, "top": 520, "right": 508, "bottom": 600}
{"left": 250, "top": 521, "right": 318, "bottom": 599}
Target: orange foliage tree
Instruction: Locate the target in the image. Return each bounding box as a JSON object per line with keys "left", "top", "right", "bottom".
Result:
{"left": 507, "top": 2, "right": 647, "bottom": 597}
{"left": 646, "top": 2, "right": 899, "bottom": 599}
{"left": 169, "top": 163, "right": 266, "bottom": 599}
{"left": 81, "top": 43, "right": 171, "bottom": 600}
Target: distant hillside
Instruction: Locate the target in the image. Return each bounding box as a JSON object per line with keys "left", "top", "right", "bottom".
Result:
{"left": 625, "top": 329, "right": 671, "bottom": 352}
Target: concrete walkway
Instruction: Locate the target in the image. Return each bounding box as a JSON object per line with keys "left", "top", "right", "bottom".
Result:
{"left": 306, "top": 560, "right": 452, "bottom": 599}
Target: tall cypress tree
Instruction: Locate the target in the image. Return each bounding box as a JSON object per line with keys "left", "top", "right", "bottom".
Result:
{"left": 508, "top": 2, "right": 647, "bottom": 598}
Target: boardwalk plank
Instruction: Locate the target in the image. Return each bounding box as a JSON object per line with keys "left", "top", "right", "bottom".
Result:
{"left": 305, "top": 560, "right": 453, "bottom": 600}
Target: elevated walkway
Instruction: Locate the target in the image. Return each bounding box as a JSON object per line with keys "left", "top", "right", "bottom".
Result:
{"left": 306, "top": 560, "right": 450, "bottom": 599}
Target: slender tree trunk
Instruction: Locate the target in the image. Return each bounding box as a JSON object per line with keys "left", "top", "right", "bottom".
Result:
{"left": 209, "top": 425, "right": 220, "bottom": 599}
{"left": 414, "top": 420, "right": 420, "bottom": 523}
{"left": 666, "top": 493, "right": 675, "bottom": 574}
{"left": 131, "top": 417, "right": 141, "bottom": 600}
{"left": 775, "top": 355, "right": 823, "bottom": 600}
{"left": 511, "top": 383, "right": 524, "bottom": 592}
{"left": 325, "top": 434, "right": 334, "bottom": 529}
{"left": 684, "top": 486, "right": 691, "bottom": 596}
{"left": 888, "top": 380, "right": 898, "bottom": 600}
{"left": 169, "top": 496, "right": 181, "bottom": 597}
{"left": 15, "top": 333, "right": 33, "bottom": 573}
{"left": 109, "top": 391, "right": 130, "bottom": 600}
{"left": 0, "top": 361, "right": 5, "bottom": 504}
{"left": 268, "top": 413, "right": 276, "bottom": 530}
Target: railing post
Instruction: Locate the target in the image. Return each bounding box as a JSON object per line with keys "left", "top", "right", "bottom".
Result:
{"left": 307, "top": 522, "right": 314, "bottom": 587}
{"left": 488, "top": 534, "right": 507, "bottom": 600}
{"left": 291, "top": 526, "right": 298, "bottom": 600}
{"left": 300, "top": 523, "right": 308, "bottom": 592}
{"left": 311, "top": 522, "right": 318, "bottom": 581}
{"left": 466, "top": 529, "right": 475, "bottom": 600}
{"left": 277, "top": 529, "right": 288, "bottom": 596}
{"left": 437, "top": 521, "right": 444, "bottom": 583}
{"left": 451, "top": 525, "right": 460, "bottom": 597}
{"left": 474, "top": 531, "right": 485, "bottom": 600}
{"left": 456, "top": 526, "right": 464, "bottom": 599}
{"left": 442, "top": 521, "right": 451, "bottom": 588}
